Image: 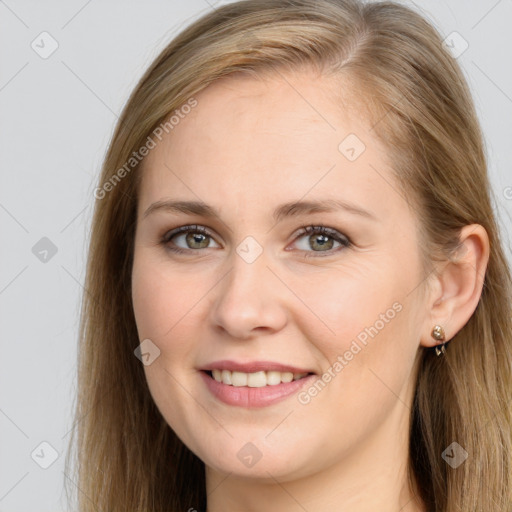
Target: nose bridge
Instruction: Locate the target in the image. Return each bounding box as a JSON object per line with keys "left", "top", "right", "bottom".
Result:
{"left": 221, "top": 233, "right": 269, "bottom": 297}
{"left": 209, "top": 240, "right": 287, "bottom": 338}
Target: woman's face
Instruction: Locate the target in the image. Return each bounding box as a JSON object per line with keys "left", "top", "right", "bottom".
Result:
{"left": 131, "top": 68, "right": 430, "bottom": 481}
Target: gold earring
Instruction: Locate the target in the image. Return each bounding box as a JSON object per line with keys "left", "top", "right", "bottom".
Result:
{"left": 431, "top": 325, "right": 446, "bottom": 356}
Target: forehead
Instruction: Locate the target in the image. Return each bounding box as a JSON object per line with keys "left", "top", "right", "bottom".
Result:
{"left": 137, "top": 69, "right": 403, "bottom": 223}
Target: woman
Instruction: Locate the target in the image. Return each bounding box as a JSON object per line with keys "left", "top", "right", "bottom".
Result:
{"left": 65, "top": 0, "right": 512, "bottom": 511}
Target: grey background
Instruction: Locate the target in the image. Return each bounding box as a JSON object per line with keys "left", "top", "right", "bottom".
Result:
{"left": 1, "top": 1, "right": 511, "bottom": 511}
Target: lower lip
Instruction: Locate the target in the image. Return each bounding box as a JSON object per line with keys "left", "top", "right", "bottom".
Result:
{"left": 200, "top": 371, "right": 316, "bottom": 408}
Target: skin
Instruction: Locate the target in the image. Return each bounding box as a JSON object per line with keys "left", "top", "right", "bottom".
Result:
{"left": 131, "top": 67, "right": 489, "bottom": 512}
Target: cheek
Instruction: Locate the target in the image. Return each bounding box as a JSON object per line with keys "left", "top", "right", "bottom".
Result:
{"left": 131, "top": 253, "right": 204, "bottom": 340}
{"left": 131, "top": 256, "right": 206, "bottom": 439}
{"left": 286, "top": 255, "right": 420, "bottom": 398}
{"left": 284, "top": 259, "right": 403, "bottom": 350}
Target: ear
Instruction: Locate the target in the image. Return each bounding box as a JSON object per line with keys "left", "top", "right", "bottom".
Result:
{"left": 420, "top": 224, "right": 490, "bottom": 349}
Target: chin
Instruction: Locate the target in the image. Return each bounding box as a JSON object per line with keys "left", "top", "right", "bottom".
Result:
{"left": 196, "top": 437, "right": 318, "bottom": 482}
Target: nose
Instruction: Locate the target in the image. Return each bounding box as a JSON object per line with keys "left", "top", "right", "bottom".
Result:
{"left": 208, "top": 248, "right": 288, "bottom": 340}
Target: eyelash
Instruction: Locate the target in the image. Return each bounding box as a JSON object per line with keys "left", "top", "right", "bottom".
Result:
{"left": 160, "top": 224, "right": 351, "bottom": 258}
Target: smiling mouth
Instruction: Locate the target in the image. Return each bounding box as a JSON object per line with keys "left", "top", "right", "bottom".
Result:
{"left": 204, "top": 369, "right": 313, "bottom": 387}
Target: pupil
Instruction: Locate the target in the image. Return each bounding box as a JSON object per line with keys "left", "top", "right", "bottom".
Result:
{"left": 311, "top": 234, "right": 333, "bottom": 251}
{"left": 187, "top": 233, "right": 208, "bottom": 248}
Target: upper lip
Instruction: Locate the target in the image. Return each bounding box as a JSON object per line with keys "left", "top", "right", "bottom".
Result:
{"left": 200, "top": 360, "right": 315, "bottom": 374}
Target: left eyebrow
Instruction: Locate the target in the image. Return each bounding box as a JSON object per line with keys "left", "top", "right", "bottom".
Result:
{"left": 272, "top": 199, "right": 377, "bottom": 223}
{"left": 141, "top": 198, "right": 377, "bottom": 222}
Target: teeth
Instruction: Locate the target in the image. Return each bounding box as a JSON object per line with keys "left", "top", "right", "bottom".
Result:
{"left": 266, "top": 371, "right": 281, "bottom": 386}
{"left": 231, "top": 371, "right": 247, "bottom": 386}
{"left": 209, "top": 369, "right": 309, "bottom": 387}
{"left": 221, "top": 369, "right": 232, "bottom": 385}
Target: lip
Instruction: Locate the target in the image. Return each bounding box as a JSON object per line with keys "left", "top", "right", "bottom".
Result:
{"left": 199, "top": 369, "right": 316, "bottom": 408}
{"left": 200, "top": 360, "right": 314, "bottom": 374}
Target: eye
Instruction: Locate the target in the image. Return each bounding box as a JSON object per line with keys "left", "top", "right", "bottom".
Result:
{"left": 291, "top": 225, "right": 351, "bottom": 257}
{"left": 160, "top": 224, "right": 351, "bottom": 257}
{"left": 161, "top": 224, "right": 220, "bottom": 254}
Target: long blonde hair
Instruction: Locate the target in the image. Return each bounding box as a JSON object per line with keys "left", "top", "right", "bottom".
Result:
{"left": 65, "top": 1, "right": 512, "bottom": 510}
